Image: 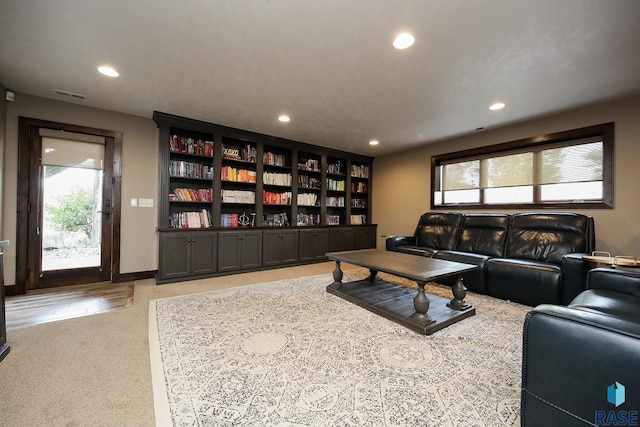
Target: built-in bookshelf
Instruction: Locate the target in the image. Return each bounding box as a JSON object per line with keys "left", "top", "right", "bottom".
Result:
{"left": 350, "top": 160, "right": 370, "bottom": 226}
{"left": 154, "top": 112, "right": 373, "bottom": 229}
{"left": 262, "top": 144, "right": 292, "bottom": 227}
{"left": 296, "top": 151, "right": 322, "bottom": 226}
{"left": 220, "top": 136, "right": 257, "bottom": 228}
{"left": 167, "top": 128, "right": 214, "bottom": 229}
{"left": 154, "top": 111, "right": 376, "bottom": 283}
{"left": 325, "top": 156, "right": 347, "bottom": 226}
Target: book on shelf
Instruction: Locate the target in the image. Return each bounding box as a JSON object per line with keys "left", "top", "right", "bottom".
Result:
{"left": 221, "top": 189, "right": 255, "bottom": 204}
{"left": 169, "top": 209, "right": 212, "bottom": 228}
{"left": 298, "top": 175, "right": 321, "bottom": 189}
{"left": 170, "top": 135, "right": 213, "bottom": 157}
{"left": 263, "top": 171, "right": 292, "bottom": 186}
{"left": 325, "top": 214, "right": 341, "bottom": 225}
{"left": 350, "top": 164, "right": 369, "bottom": 178}
{"left": 263, "top": 191, "right": 292, "bottom": 205}
{"left": 327, "top": 178, "right": 345, "bottom": 191}
{"left": 169, "top": 161, "right": 213, "bottom": 179}
{"left": 222, "top": 144, "right": 256, "bottom": 162}
{"left": 296, "top": 213, "right": 321, "bottom": 226}
{"left": 170, "top": 187, "right": 213, "bottom": 202}
{"left": 297, "top": 193, "right": 318, "bottom": 206}
{"left": 327, "top": 161, "right": 343, "bottom": 175}
{"left": 351, "top": 181, "right": 368, "bottom": 193}
{"left": 297, "top": 158, "right": 320, "bottom": 172}
{"left": 263, "top": 213, "right": 289, "bottom": 227}
{"left": 263, "top": 151, "right": 287, "bottom": 167}
{"left": 221, "top": 213, "right": 238, "bottom": 227}
{"left": 220, "top": 212, "right": 256, "bottom": 227}
{"left": 351, "top": 198, "right": 367, "bottom": 208}
{"left": 350, "top": 214, "right": 367, "bottom": 225}
{"left": 221, "top": 166, "right": 256, "bottom": 183}
{"left": 327, "top": 196, "right": 345, "bottom": 207}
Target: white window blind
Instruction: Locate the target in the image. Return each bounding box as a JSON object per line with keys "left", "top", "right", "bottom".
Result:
{"left": 42, "top": 137, "right": 105, "bottom": 170}
{"left": 539, "top": 141, "right": 602, "bottom": 184}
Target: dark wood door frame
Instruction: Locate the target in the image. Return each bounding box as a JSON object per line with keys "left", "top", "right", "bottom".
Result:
{"left": 12, "top": 117, "right": 122, "bottom": 295}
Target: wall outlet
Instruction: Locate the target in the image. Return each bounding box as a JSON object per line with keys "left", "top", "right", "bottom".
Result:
{"left": 139, "top": 198, "right": 154, "bottom": 208}
{"left": 130, "top": 198, "right": 138, "bottom": 207}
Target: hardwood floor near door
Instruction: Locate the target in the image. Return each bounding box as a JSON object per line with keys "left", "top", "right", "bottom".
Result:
{"left": 4, "top": 282, "right": 134, "bottom": 329}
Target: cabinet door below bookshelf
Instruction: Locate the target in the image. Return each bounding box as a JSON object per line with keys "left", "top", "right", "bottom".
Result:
{"left": 329, "top": 227, "right": 355, "bottom": 252}
{"left": 158, "top": 231, "right": 218, "bottom": 282}
{"left": 218, "top": 230, "right": 262, "bottom": 272}
{"left": 354, "top": 225, "right": 377, "bottom": 249}
{"left": 191, "top": 233, "right": 219, "bottom": 275}
{"left": 298, "top": 228, "right": 329, "bottom": 261}
{"left": 263, "top": 229, "right": 299, "bottom": 267}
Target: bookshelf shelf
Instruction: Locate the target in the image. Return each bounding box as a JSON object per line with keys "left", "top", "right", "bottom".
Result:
{"left": 170, "top": 201, "right": 212, "bottom": 205}
{"left": 221, "top": 202, "right": 255, "bottom": 205}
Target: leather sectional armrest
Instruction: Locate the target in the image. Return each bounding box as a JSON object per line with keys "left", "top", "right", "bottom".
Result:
{"left": 385, "top": 236, "right": 417, "bottom": 251}
{"left": 587, "top": 267, "right": 640, "bottom": 298}
{"left": 561, "top": 253, "right": 591, "bottom": 305}
{"left": 521, "top": 305, "right": 640, "bottom": 426}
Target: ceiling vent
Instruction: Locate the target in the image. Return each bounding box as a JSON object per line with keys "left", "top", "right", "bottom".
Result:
{"left": 52, "top": 89, "right": 86, "bottom": 100}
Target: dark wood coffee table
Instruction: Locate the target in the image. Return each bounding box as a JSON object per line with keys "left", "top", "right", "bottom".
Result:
{"left": 326, "top": 249, "right": 477, "bottom": 335}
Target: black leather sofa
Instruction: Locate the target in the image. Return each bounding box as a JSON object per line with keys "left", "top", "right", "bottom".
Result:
{"left": 521, "top": 267, "right": 640, "bottom": 426}
{"left": 386, "top": 212, "right": 595, "bottom": 306}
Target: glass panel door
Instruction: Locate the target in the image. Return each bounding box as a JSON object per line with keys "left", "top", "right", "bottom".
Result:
{"left": 41, "top": 137, "right": 105, "bottom": 271}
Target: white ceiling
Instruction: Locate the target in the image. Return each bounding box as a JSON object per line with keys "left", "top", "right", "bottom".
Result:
{"left": 1, "top": 0, "right": 640, "bottom": 156}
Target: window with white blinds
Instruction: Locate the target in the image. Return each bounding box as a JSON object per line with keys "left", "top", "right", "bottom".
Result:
{"left": 432, "top": 123, "right": 613, "bottom": 209}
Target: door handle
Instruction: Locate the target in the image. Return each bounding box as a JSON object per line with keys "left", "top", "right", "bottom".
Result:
{"left": 104, "top": 199, "right": 111, "bottom": 218}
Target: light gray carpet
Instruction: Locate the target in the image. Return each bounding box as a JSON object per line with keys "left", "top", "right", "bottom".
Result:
{"left": 149, "top": 272, "right": 530, "bottom": 426}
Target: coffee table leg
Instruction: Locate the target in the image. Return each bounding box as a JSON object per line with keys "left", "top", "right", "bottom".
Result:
{"left": 367, "top": 269, "right": 378, "bottom": 282}
{"left": 332, "top": 260, "right": 344, "bottom": 286}
{"left": 410, "top": 281, "right": 431, "bottom": 322}
{"left": 447, "top": 277, "right": 470, "bottom": 311}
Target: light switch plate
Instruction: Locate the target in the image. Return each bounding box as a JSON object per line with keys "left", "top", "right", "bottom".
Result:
{"left": 139, "top": 198, "right": 154, "bottom": 208}
{"left": 130, "top": 198, "right": 138, "bottom": 207}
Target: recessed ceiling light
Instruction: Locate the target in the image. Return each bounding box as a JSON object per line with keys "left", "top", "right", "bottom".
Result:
{"left": 97, "top": 65, "right": 119, "bottom": 77}
{"left": 393, "top": 32, "right": 415, "bottom": 49}
{"left": 278, "top": 115, "right": 290, "bottom": 122}
{"left": 489, "top": 102, "right": 505, "bottom": 111}
{"left": 369, "top": 140, "right": 379, "bottom": 146}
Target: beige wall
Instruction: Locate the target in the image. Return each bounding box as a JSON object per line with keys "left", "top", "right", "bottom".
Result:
{"left": 2, "top": 92, "right": 638, "bottom": 287}
{"left": 3, "top": 93, "right": 159, "bottom": 285}
{"left": 373, "top": 95, "right": 640, "bottom": 256}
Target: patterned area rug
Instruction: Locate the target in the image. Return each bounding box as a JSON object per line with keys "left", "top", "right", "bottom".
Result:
{"left": 149, "top": 271, "right": 531, "bottom": 426}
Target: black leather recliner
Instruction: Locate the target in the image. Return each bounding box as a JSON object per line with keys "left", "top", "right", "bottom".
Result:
{"left": 521, "top": 267, "right": 640, "bottom": 426}
{"left": 485, "top": 213, "right": 594, "bottom": 306}
{"left": 387, "top": 211, "right": 464, "bottom": 257}
{"left": 433, "top": 213, "right": 510, "bottom": 294}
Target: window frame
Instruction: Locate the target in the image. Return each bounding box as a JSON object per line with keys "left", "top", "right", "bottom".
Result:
{"left": 430, "top": 122, "right": 614, "bottom": 210}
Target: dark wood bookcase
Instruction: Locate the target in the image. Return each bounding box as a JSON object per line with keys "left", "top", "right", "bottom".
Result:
{"left": 153, "top": 111, "right": 376, "bottom": 283}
